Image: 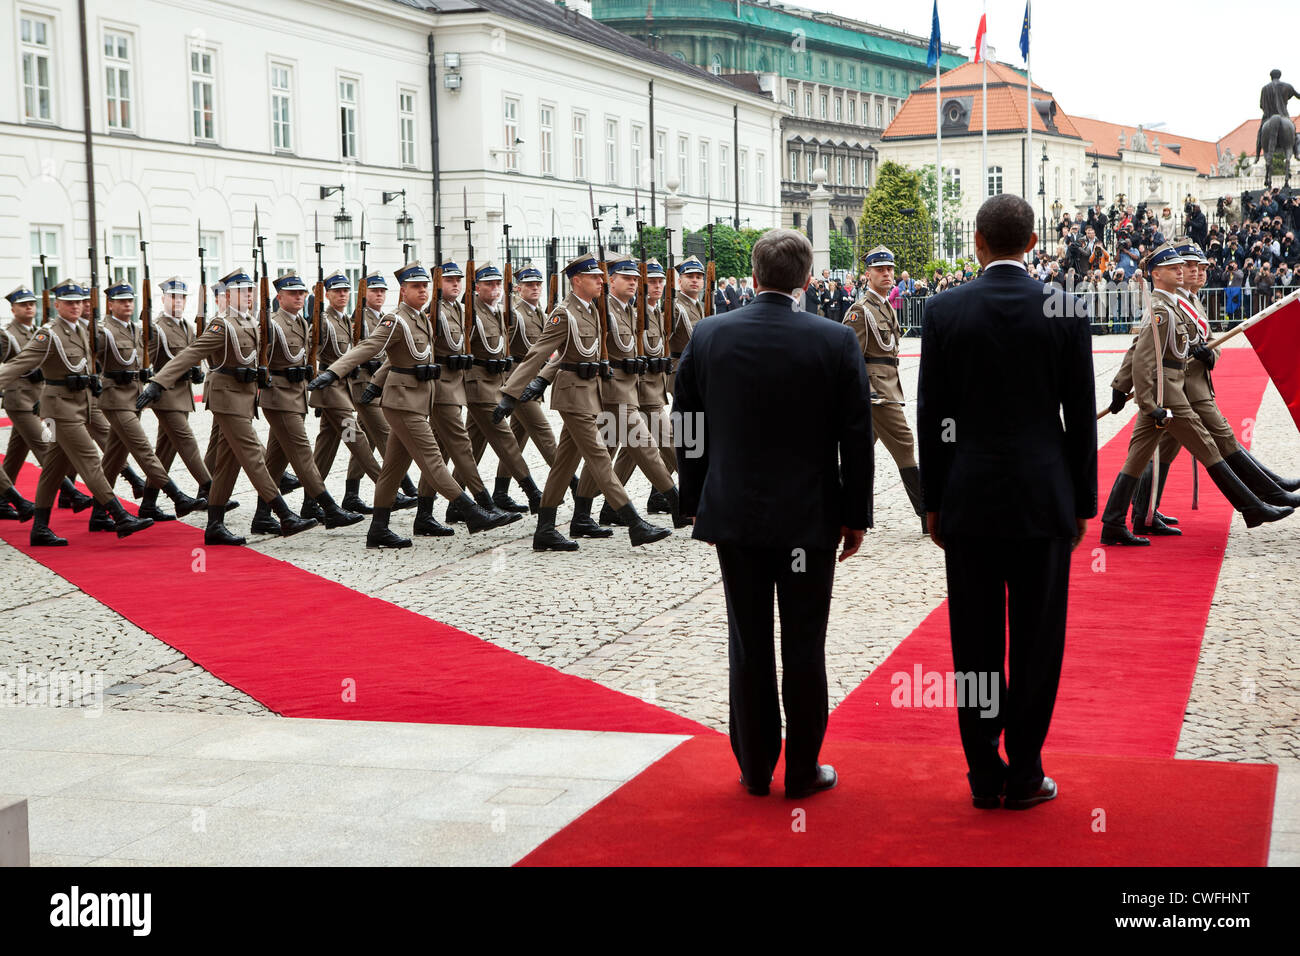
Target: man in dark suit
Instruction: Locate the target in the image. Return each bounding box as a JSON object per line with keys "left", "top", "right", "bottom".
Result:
{"left": 713, "top": 281, "right": 730, "bottom": 314}
{"left": 724, "top": 278, "right": 741, "bottom": 311}
{"left": 917, "top": 194, "right": 1097, "bottom": 811}
{"left": 675, "top": 229, "right": 874, "bottom": 799}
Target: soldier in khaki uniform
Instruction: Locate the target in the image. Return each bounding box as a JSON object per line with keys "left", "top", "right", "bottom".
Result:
{"left": 656, "top": 255, "right": 706, "bottom": 490}
{"left": 255, "top": 270, "right": 361, "bottom": 533}
{"left": 93, "top": 280, "right": 204, "bottom": 530}
{"left": 0, "top": 279, "right": 153, "bottom": 545}
{"left": 148, "top": 276, "right": 219, "bottom": 514}
{"left": 137, "top": 268, "right": 317, "bottom": 545}
{"left": 331, "top": 270, "right": 418, "bottom": 514}
{"left": 467, "top": 264, "right": 559, "bottom": 512}
{"left": 2, "top": 286, "right": 95, "bottom": 513}
{"left": 495, "top": 254, "right": 672, "bottom": 551}
{"left": 0, "top": 287, "right": 45, "bottom": 520}
{"left": 844, "top": 246, "right": 924, "bottom": 531}
{"left": 577, "top": 254, "right": 684, "bottom": 537}
{"left": 309, "top": 261, "right": 516, "bottom": 547}
{"left": 1099, "top": 243, "right": 1292, "bottom": 544}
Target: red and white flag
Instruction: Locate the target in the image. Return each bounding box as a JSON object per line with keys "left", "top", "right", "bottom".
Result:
{"left": 1177, "top": 293, "right": 1209, "bottom": 340}
{"left": 974, "top": 14, "right": 988, "bottom": 62}
{"left": 1244, "top": 294, "right": 1300, "bottom": 432}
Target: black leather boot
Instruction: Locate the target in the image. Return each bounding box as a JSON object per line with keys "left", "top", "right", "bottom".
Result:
{"left": 121, "top": 466, "right": 146, "bottom": 499}
{"left": 58, "top": 479, "right": 93, "bottom": 512}
{"left": 1206, "top": 460, "right": 1293, "bottom": 527}
{"left": 1224, "top": 450, "right": 1300, "bottom": 508}
{"left": 0, "top": 502, "right": 18, "bottom": 521}
{"left": 474, "top": 488, "right": 521, "bottom": 525}
{"left": 413, "top": 496, "right": 454, "bottom": 536}
{"left": 569, "top": 475, "right": 580, "bottom": 503}
{"left": 313, "top": 490, "right": 364, "bottom": 528}
{"left": 88, "top": 502, "right": 117, "bottom": 532}
{"left": 137, "top": 487, "right": 177, "bottom": 522}
{"left": 30, "top": 507, "right": 67, "bottom": 547}
{"left": 899, "top": 465, "right": 927, "bottom": 533}
{"left": 204, "top": 506, "right": 246, "bottom": 546}
{"left": 445, "top": 494, "right": 465, "bottom": 524}
{"left": 400, "top": 475, "right": 418, "bottom": 498}
{"left": 105, "top": 497, "right": 153, "bottom": 538}
{"left": 646, "top": 489, "right": 671, "bottom": 514}
{"left": 1242, "top": 448, "right": 1300, "bottom": 492}
{"left": 518, "top": 475, "right": 543, "bottom": 514}
{"left": 366, "top": 507, "right": 412, "bottom": 549}
{"left": 492, "top": 475, "right": 529, "bottom": 512}
{"left": 2, "top": 487, "right": 35, "bottom": 522}
{"left": 162, "top": 480, "right": 204, "bottom": 517}
{"left": 615, "top": 503, "right": 671, "bottom": 546}
{"left": 278, "top": 472, "right": 301, "bottom": 494}
{"left": 570, "top": 496, "right": 613, "bottom": 538}
{"left": 270, "top": 495, "right": 318, "bottom": 536}
{"left": 599, "top": 500, "right": 626, "bottom": 526}
{"left": 1131, "top": 465, "right": 1180, "bottom": 536}
{"left": 533, "top": 506, "right": 579, "bottom": 551}
{"left": 300, "top": 497, "right": 324, "bottom": 520}
{"left": 1099, "top": 473, "right": 1150, "bottom": 546}
{"left": 392, "top": 489, "right": 417, "bottom": 510}
{"left": 198, "top": 480, "right": 238, "bottom": 512}
{"left": 458, "top": 491, "right": 516, "bottom": 533}
{"left": 342, "top": 477, "right": 373, "bottom": 515}
{"left": 250, "top": 498, "right": 281, "bottom": 535}
{"left": 661, "top": 486, "right": 691, "bottom": 529}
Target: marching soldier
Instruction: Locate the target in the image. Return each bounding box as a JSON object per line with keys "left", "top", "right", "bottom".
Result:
{"left": 308, "top": 261, "right": 516, "bottom": 547}
{"left": 467, "top": 264, "right": 559, "bottom": 512}
{"left": 93, "top": 280, "right": 205, "bottom": 529}
{"left": 844, "top": 246, "right": 924, "bottom": 531}
{"left": 148, "top": 276, "right": 225, "bottom": 513}
{"left": 657, "top": 254, "right": 707, "bottom": 494}
{"left": 305, "top": 270, "right": 414, "bottom": 517}
{"left": 0, "top": 289, "right": 37, "bottom": 520}
{"left": 333, "top": 269, "right": 419, "bottom": 514}
{"left": 495, "top": 253, "right": 672, "bottom": 551}
{"left": 4, "top": 285, "right": 91, "bottom": 517}
{"left": 432, "top": 261, "right": 518, "bottom": 526}
{"left": 0, "top": 278, "right": 153, "bottom": 545}
{"left": 79, "top": 310, "right": 147, "bottom": 502}
{"left": 606, "top": 257, "right": 672, "bottom": 523}
{"left": 1099, "top": 242, "right": 1292, "bottom": 544}
{"left": 576, "top": 254, "right": 685, "bottom": 537}
{"left": 256, "top": 270, "right": 362, "bottom": 532}
{"left": 137, "top": 267, "right": 318, "bottom": 545}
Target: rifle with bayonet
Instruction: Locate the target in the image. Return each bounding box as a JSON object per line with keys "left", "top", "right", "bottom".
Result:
{"left": 352, "top": 213, "right": 368, "bottom": 346}
{"left": 588, "top": 183, "right": 612, "bottom": 379}
{"left": 636, "top": 213, "right": 648, "bottom": 373}
{"left": 432, "top": 221, "right": 443, "bottom": 321}
{"left": 37, "top": 234, "right": 50, "bottom": 327}
{"left": 311, "top": 212, "right": 323, "bottom": 375}
{"left": 255, "top": 207, "right": 271, "bottom": 388}
{"left": 197, "top": 223, "right": 207, "bottom": 336}
{"left": 87, "top": 243, "right": 100, "bottom": 381}
{"left": 462, "top": 188, "right": 475, "bottom": 362}
{"left": 138, "top": 212, "right": 153, "bottom": 379}
{"left": 664, "top": 226, "right": 675, "bottom": 360}
{"left": 503, "top": 201, "right": 514, "bottom": 370}
{"left": 547, "top": 237, "right": 559, "bottom": 312}
{"left": 103, "top": 235, "right": 112, "bottom": 325}
{"left": 704, "top": 222, "right": 716, "bottom": 318}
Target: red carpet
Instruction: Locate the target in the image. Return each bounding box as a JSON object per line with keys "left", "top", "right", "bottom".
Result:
{"left": 827, "top": 349, "right": 1271, "bottom": 757}
{"left": 0, "top": 459, "right": 709, "bottom": 736}
{"left": 518, "top": 735, "right": 1276, "bottom": 866}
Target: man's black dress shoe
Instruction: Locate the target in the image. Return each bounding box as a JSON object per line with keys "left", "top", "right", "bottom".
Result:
{"left": 971, "top": 792, "right": 1003, "bottom": 810}
{"left": 739, "top": 775, "right": 771, "bottom": 797}
{"left": 785, "top": 765, "right": 837, "bottom": 799}
{"left": 1005, "top": 776, "right": 1058, "bottom": 810}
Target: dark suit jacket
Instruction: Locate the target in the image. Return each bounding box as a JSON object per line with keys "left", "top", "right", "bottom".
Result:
{"left": 675, "top": 291, "right": 873, "bottom": 549}
{"left": 917, "top": 263, "right": 1097, "bottom": 538}
{"left": 713, "top": 289, "right": 730, "bottom": 313}
{"left": 724, "top": 285, "right": 741, "bottom": 311}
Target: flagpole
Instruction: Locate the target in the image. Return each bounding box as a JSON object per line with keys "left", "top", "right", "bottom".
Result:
{"left": 936, "top": 44, "right": 943, "bottom": 263}
{"left": 1026, "top": 1, "right": 1032, "bottom": 241}
{"left": 981, "top": 2, "right": 988, "bottom": 202}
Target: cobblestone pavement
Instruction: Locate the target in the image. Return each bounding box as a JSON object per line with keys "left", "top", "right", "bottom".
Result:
{"left": 2, "top": 336, "right": 1297, "bottom": 768}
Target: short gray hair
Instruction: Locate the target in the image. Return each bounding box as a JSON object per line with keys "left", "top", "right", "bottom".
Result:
{"left": 751, "top": 229, "right": 813, "bottom": 291}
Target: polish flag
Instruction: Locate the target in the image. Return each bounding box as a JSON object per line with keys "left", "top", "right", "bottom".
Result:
{"left": 974, "top": 14, "right": 988, "bottom": 63}
{"left": 1244, "top": 294, "right": 1300, "bottom": 431}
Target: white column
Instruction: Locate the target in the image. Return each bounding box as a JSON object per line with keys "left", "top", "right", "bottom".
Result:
{"left": 810, "top": 167, "right": 830, "bottom": 275}
{"left": 665, "top": 177, "right": 685, "bottom": 258}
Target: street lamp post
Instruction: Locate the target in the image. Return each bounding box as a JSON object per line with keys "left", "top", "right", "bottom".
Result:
{"left": 320, "top": 185, "right": 352, "bottom": 241}
{"left": 1038, "top": 144, "right": 1048, "bottom": 238}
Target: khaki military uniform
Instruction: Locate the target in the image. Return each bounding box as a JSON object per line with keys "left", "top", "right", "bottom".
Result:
{"left": 1178, "top": 291, "right": 1238, "bottom": 458}
{"left": 95, "top": 317, "right": 172, "bottom": 488}
{"left": 501, "top": 291, "right": 633, "bottom": 510}
{"left": 428, "top": 297, "right": 485, "bottom": 495}
{"left": 468, "top": 295, "right": 558, "bottom": 476}
{"left": 328, "top": 301, "right": 461, "bottom": 508}
{"left": 454, "top": 296, "right": 531, "bottom": 489}
{"left": 149, "top": 310, "right": 211, "bottom": 485}
{"left": 613, "top": 296, "right": 672, "bottom": 486}
{"left": 343, "top": 305, "right": 392, "bottom": 483}
{"left": 309, "top": 305, "right": 381, "bottom": 484}
{"left": 151, "top": 310, "right": 280, "bottom": 506}
{"left": 0, "top": 317, "right": 117, "bottom": 507}
{"left": 845, "top": 289, "right": 917, "bottom": 470}
{"left": 660, "top": 291, "right": 702, "bottom": 473}
{"left": 2, "top": 320, "right": 54, "bottom": 483}
{"left": 259, "top": 308, "right": 328, "bottom": 498}
{"left": 1118, "top": 289, "right": 1223, "bottom": 478}
{"left": 1112, "top": 317, "right": 1181, "bottom": 464}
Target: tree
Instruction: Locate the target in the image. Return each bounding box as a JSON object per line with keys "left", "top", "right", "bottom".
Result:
{"left": 857, "top": 161, "right": 933, "bottom": 278}
{"left": 918, "top": 163, "right": 963, "bottom": 261}
{"left": 630, "top": 226, "right": 667, "bottom": 264}
{"left": 683, "top": 223, "right": 750, "bottom": 278}
{"left": 829, "top": 230, "right": 854, "bottom": 271}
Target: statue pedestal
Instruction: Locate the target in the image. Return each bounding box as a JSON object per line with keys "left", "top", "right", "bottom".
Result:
{"left": 810, "top": 168, "right": 830, "bottom": 275}
{"left": 665, "top": 178, "right": 685, "bottom": 259}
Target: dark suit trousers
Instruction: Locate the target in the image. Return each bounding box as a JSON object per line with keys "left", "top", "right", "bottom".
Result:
{"left": 943, "top": 535, "right": 1071, "bottom": 796}
{"left": 716, "top": 543, "right": 835, "bottom": 789}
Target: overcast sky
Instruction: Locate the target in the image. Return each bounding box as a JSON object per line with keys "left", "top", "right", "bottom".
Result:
{"left": 808, "top": 0, "right": 1292, "bottom": 142}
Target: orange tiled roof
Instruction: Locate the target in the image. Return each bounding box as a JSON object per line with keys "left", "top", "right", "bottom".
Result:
{"left": 1071, "top": 116, "right": 1220, "bottom": 176}
{"left": 883, "top": 60, "right": 1082, "bottom": 140}
{"left": 1216, "top": 114, "right": 1300, "bottom": 164}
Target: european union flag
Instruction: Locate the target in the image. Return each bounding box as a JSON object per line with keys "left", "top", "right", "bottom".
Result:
{"left": 927, "top": 0, "right": 941, "bottom": 69}
{"left": 1019, "top": 1, "right": 1031, "bottom": 62}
